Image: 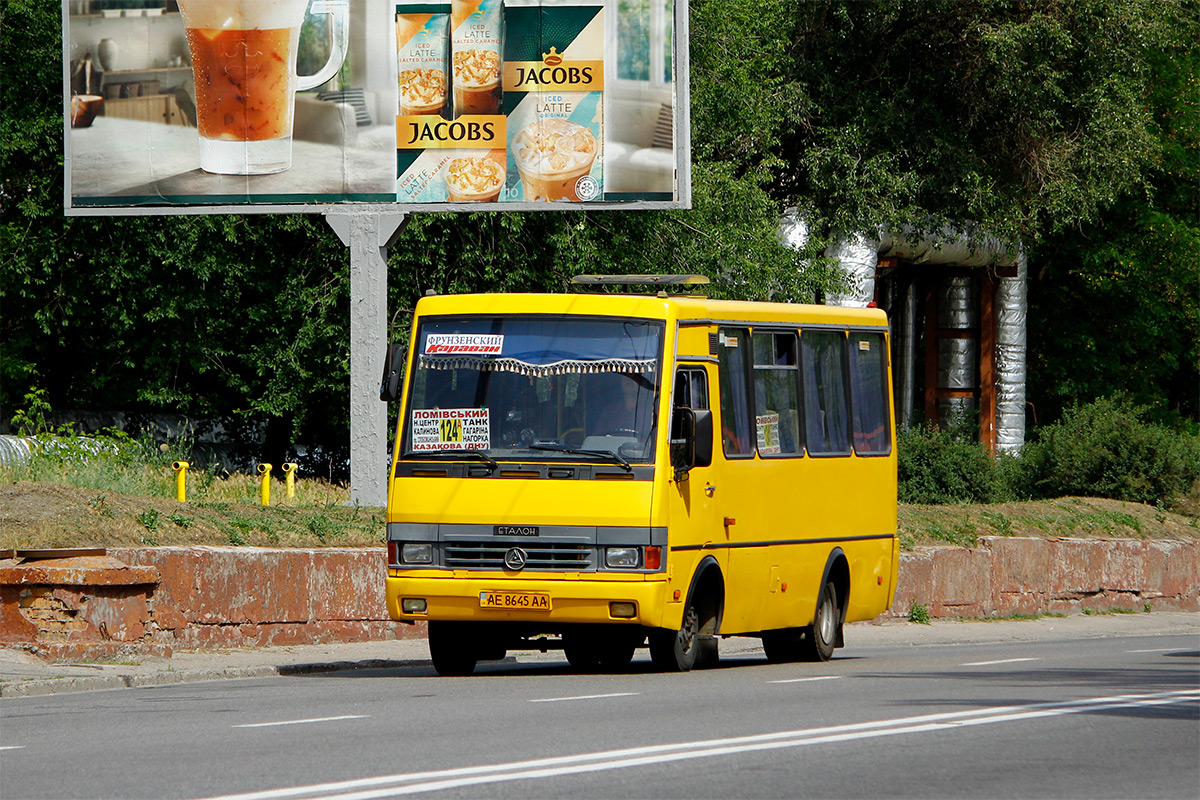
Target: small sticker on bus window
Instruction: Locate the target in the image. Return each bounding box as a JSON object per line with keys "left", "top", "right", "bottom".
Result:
{"left": 756, "top": 413, "right": 781, "bottom": 455}
{"left": 726, "top": 336, "right": 738, "bottom": 348}
{"left": 424, "top": 334, "right": 504, "bottom": 355}
{"left": 858, "top": 340, "right": 871, "bottom": 351}
{"left": 411, "top": 408, "right": 490, "bottom": 451}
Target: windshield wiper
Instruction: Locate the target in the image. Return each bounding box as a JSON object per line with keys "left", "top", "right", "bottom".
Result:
{"left": 404, "top": 449, "right": 498, "bottom": 470}
{"left": 529, "top": 442, "right": 632, "bottom": 472}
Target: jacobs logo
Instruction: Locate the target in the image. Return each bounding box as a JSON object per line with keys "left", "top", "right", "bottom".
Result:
{"left": 505, "top": 48, "right": 604, "bottom": 91}
{"left": 513, "top": 65, "right": 594, "bottom": 88}
{"left": 397, "top": 115, "right": 506, "bottom": 149}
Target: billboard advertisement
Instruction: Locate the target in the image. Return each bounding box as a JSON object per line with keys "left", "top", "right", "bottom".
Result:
{"left": 63, "top": 0, "right": 689, "bottom": 213}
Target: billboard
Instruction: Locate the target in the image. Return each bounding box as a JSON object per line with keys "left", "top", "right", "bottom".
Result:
{"left": 63, "top": 0, "right": 689, "bottom": 214}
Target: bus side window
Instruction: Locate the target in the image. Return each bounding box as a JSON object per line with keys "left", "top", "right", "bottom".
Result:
{"left": 849, "top": 332, "right": 891, "bottom": 454}
{"left": 717, "top": 328, "right": 754, "bottom": 457}
{"left": 752, "top": 331, "right": 802, "bottom": 457}
{"left": 674, "top": 367, "right": 709, "bottom": 411}
{"left": 801, "top": 330, "right": 851, "bottom": 455}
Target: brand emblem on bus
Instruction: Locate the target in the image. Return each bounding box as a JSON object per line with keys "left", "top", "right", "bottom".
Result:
{"left": 504, "top": 548, "right": 528, "bottom": 570}
{"left": 495, "top": 525, "right": 539, "bottom": 537}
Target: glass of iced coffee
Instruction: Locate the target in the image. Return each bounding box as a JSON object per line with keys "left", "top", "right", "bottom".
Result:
{"left": 452, "top": 50, "right": 501, "bottom": 116}
{"left": 177, "top": 0, "right": 348, "bottom": 175}
{"left": 399, "top": 68, "right": 447, "bottom": 117}
{"left": 445, "top": 156, "right": 504, "bottom": 202}
{"left": 512, "top": 119, "right": 598, "bottom": 202}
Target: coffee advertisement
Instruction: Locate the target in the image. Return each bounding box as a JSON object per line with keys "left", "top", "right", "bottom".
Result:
{"left": 64, "top": 0, "right": 684, "bottom": 212}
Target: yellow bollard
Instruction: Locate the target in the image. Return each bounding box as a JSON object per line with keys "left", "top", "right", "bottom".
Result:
{"left": 257, "top": 463, "right": 273, "bottom": 506}
{"left": 281, "top": 462, "right": 298, "bottom": 501}
{"left": 172, "top": 461, "right": 190, "bottom": 503}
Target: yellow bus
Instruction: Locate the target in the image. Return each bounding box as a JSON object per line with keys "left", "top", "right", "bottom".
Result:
{"left": 383, "top": 276, "right": 898, "bottom": 675}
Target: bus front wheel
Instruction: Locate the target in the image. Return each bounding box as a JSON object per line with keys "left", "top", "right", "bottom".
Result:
{"left": 428, "top": 621, "right": 478, "bottom": 676}
{"left": 649, "top": 603, "right": 700, "bottom": 671}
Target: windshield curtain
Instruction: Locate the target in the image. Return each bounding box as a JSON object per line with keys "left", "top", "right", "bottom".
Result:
{"left": 403, "top": 316, "right": 664, "bottom": 462}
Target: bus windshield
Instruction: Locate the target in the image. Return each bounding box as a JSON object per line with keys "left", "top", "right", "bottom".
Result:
{"left": 403, "top": 316, "right": 663, "bottom": 463}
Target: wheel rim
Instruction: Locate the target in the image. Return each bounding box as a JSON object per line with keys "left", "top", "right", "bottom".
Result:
{"left": 817, "top": 591, "right": 835, "bottom": 644}
{"left": 679, "top": 606, "right": 698, "bottom": 655}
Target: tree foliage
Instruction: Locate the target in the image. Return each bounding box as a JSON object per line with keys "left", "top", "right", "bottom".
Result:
{"left": 1, "top": 0, "right": 1196, "bottom": 461}
{"left": 1027, "top": 24, "right": 1199, "bottom": 424}
{"left": 774, "top": 0, "right": 1186, "bottom": 244}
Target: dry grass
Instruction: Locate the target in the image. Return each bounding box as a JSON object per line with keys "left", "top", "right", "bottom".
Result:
{"left": 2, "top": 480, "right": 1196, "bottom": 553}
{"left": 899, "top": 495, "right": 1200, "bottom": 550}
{"left": 0, "top": 481, "right": 384, "bottom": 550}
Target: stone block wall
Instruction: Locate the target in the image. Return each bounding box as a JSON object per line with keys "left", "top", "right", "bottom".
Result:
{"left": 2, "top": 538, "right": 1196, "bottom": 659}
{"left": 110, "top": 546, "right": 413, "bottom": 650}
{"left": 889, "top": 537, "right": 1200, "bottom": 618}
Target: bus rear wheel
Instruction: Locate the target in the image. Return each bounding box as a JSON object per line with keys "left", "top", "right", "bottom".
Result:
{"left": 428, "top": 621, "right": 478, "bottom": 676}
{"left": 798, "top": 580, "right": 838, "bottom": 663}
{"left": 762, "top": 579, "right": 839, "bottom": 663}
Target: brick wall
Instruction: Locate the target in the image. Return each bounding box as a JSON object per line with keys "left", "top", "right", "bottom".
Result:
{"left": 890, "top": 537, "right": 1200, "bottom": 618}
{"left": 3, "top": 538, "right": 1196, "bottom": 658}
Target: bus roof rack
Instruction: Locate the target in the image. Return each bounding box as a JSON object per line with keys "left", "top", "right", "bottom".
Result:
{"left": 571, "top": 274, "right": 710, "bottom": 287}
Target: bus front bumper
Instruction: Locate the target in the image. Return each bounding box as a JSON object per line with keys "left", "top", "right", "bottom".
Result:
{"left": 386, "top": 573, "right": 669, "bottom": 628}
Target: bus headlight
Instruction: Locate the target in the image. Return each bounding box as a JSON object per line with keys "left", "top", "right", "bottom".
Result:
{"left": 605, "top": 547, "right": 640, "bottom": 569}
{"left": 401, "top": 543, "right": 433, "bottom": 564}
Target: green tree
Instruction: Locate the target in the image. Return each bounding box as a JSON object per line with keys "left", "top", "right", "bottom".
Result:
{"left": 1028, "top": 28, "right": 1199, "bottom": 425}
{"left": 773, "top": 0, "right": 1186, "bottom": 245}
{"left": 4, "top": 0, "right": 1196, "bottom": 462}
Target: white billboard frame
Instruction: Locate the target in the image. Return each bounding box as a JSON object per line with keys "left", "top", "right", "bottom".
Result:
{"left": 62, "top": 0, "right": 691, "bottom": 217}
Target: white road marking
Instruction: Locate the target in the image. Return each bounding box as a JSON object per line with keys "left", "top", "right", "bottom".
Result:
{"left": 769, "top": 676, "right": 843, "bottom": 684}
{"left": 194, "top": 689, "right": 1199, "bottom": 800}
{"left": 1126, "top": 648, "right": 1178, "bottom": 654}
{"left": 529, "top": 692, "right": 640, "bottom": 703}
{"left": 961, "top": 657, "right": 1041, "bottom": 666}
{"left": 233, "top": 715, "right": 369, "bottom": 729}
{"left": 0, "top": 745, "right": 26, "bottom": 751}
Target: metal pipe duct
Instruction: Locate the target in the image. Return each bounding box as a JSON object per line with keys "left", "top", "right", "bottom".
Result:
{"left": 995, "top": 252, "right": 1028, "bottom": 453}
{"left": 937, "top": 276, "right": 979, "bottom": 430}
{"left": 823, "top": 234, "right": 878, "bottom": 307}
{"left": 779, "top": 211, "right": 1030, "bottom": 451}
{"left": 898, "top": 282, "right": 918, "bottom": 428}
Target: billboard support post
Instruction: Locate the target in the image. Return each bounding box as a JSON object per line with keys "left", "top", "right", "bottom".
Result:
{"left": 326, "top": 210, "right": 410, "bottom": 508}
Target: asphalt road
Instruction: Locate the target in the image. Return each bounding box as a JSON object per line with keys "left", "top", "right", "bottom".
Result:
{"left": 2, "top": 631, "right": 1197, "bottom": 800}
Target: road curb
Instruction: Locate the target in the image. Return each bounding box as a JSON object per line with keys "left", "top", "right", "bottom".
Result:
{"left": 0, "top": 659, "right": 431, "bottom": 699}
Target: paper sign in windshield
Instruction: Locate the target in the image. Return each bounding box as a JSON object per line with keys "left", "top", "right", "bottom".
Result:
{"left": 424, "top": 334, "right": 504, "bottom": 354}
{"left": 412, "top": 408, "right": 491, "bottom": 451}
{"left": 756, "top": 413, "right": 782, "bottom": 455}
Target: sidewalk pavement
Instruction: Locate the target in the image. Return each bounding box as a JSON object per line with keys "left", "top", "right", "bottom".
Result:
{"left": 3, "top": 612, "right": 1197, "bottom": 698}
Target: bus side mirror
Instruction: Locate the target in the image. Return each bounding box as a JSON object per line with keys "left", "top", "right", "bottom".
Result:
{"left": 670, "top": 408, "right": 713, "bottom": 477}
{"left": 692, "top": 409, "right": 713, "bottom": 468}
{"left": 380, "top": 343, "right": 405, "bottom": 402}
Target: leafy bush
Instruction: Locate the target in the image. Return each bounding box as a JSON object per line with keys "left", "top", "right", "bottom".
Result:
{"left": 897, "top": 422, "right": 1001, "bottom": 505}
{"left": 1019, "top": 396, "right": 1200, "bottom": 505}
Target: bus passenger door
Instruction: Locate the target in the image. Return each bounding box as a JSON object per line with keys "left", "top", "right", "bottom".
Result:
{"left": 666, "top": 364, "right": 728, "bottom": 621}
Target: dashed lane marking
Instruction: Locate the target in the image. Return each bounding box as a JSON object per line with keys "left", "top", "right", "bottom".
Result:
{"left": 233, "top": 715, "right": 369, "bottom": 729}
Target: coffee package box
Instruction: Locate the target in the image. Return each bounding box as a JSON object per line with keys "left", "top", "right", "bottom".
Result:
{"left": 451, "top": 0, "right": 503, "bottom": 117}
{"left": 397, "top": 149, "right": 504, "bottom": 203}
{"left": 397, "top": 115, "right": 506, "bottom": 202}
{"left": 501, "top": 2, "right": 604, "bottom": 202}
{"left": 396, "top": 4, "right": 451, "bottom": 117}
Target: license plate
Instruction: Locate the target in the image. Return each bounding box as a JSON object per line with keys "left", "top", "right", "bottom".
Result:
{"left": 479, "top": 591, "right": 551, "bottom": 611}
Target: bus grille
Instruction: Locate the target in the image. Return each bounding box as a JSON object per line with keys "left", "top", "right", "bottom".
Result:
{"left": 443, "top": 541, "right": 594, "bottom": 571}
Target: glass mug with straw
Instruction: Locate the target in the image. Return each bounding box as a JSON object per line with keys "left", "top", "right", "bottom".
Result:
{"left": 176, "top": 0, "right": 348, "bottom": 175}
